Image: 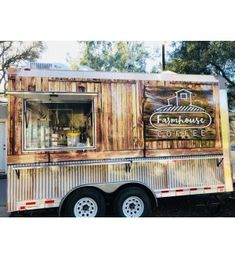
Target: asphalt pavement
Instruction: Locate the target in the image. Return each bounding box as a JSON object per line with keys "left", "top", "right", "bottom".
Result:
{"left": 0, "top": 176, "right": 8, "bottom": 217}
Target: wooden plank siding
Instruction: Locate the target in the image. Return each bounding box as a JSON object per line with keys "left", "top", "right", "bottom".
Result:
{"left": 7, "top": 76, "right": 144, "bottom": 164}
{"left": 143, "top": 81, "right": 222, "bottom": 154}
{"left": 7, "top": 74, "right": 223, "bottom": 164}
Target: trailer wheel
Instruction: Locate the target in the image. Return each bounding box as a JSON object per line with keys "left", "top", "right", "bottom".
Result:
{"left": 114, "top": 187, "right": 152, "bottom": 217}
{"left": 62, "top": 188, "right": 106, "bottom": 217}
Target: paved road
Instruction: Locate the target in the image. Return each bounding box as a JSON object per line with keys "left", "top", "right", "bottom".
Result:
{"left": 0, "top": 177, "right": 8, "bottom": 217}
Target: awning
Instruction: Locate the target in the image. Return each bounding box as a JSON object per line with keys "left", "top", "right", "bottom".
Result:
{"left": 6, "top": 91, "right": 98, "bottom": 102}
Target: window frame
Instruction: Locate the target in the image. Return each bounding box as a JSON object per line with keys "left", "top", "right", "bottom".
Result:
{"left": 180, "top": 93, "right": 188, "bottom": 100}
{"left": 22, "top": 97, "right": 96, "bottom": 152}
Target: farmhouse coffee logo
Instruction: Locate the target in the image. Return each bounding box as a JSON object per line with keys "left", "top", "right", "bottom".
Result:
{"left": 149, "top": 89, "right": 212, "bottom": 130}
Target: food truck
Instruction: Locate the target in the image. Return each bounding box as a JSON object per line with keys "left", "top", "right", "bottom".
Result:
{"left": 5, "top": 67, "right": 233, "bottom": 217}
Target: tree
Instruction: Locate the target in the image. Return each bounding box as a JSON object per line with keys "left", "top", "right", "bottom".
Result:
{"left": 166, "top": 41, "right": 235, "bottom": 107}
{"left": 67, "top": 41, "right": 155, "bottom": 73}
{"left": 0, "top": 41, "right": 45, "bottom": 90}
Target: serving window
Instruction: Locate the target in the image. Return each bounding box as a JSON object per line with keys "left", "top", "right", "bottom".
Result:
{"left": 23, "top": 99, "right": 95, "bottom": 151}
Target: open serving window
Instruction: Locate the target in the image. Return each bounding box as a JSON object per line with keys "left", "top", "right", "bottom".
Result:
{"left": 8, "top": 92, "right": 97, "bottom": 151}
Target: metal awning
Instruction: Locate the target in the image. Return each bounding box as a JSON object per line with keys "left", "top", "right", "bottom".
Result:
{"left": 6, "top": 91, "right": 98, "bottom": 102}
{"left": 6, "top": 91, "right": 98, "bottom": 128}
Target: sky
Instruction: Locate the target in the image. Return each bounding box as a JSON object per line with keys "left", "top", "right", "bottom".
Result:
{"left": 1, "top": 41, "right": 169, "bottom": 92}
{"left": 38, "top": 41, "right": 79, "bottom": 66}
{"left": 37, "top": 41, "right": 171, "bottom": 72}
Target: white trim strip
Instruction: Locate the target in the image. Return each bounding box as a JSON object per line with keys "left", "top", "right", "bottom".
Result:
{"left": 16, "top": 198, "right": 61, "bottom": 211}
{"left": 156, "top": 185, "right": 225, "bottom": 198}
{"left": 15, "top": 69, "right": 219, "bottom": 83}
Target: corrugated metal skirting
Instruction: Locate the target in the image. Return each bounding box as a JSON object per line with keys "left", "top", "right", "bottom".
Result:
{"left": 7, "top": 157, "right": 224, "bottom": 212}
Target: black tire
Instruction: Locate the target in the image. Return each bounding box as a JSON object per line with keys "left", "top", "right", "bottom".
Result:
{"left": 62, "top": 188, "right": 106, "bottom": 217}
{"left": 113, "top": 187, "right": 152, "bottom": 217}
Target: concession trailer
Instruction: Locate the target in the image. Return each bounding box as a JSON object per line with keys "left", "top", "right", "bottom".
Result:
{"left": 5, "top": 67, "right": 233, "bottom": 217}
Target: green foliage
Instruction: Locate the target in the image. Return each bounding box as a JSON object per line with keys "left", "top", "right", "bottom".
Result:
{"left": 0, "top": 41, "right": 45, "bottom": 89}
{"left": 68, "top": 41, "right": 150, "bottom": 73}
{"left": 167, "top": 41, "right": 235, "bottom": 108}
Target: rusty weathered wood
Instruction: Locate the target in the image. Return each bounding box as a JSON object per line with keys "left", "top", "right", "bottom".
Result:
{"left": 95, "top": 83, "right": 102, "bottom": 151}
{"left": 7, "top": 96, "right": 11, "bottom": 155}
{"left": 128, "top": 83, "right": 133, "bottom": 149}
{"left": 42, "top": 77, "right": 48, "bottom": 92}
{"left": 143, "top": 82, "right": 221, "bottom": 151}
{"left": 146, "top": 148, "right": 223, "bottom": 157}
{"left": 115, "top": 83, "right": 120, "bottom": 150}
{"left": 8, "top": 153, "right": 49, "bottom": 164}
{"left": 7, "top": 75, "right": 223, "bottom": 164}
{"left": 103, "top": 82, "right": 110, "bottom": 150}
{"left": 7, "top": 150, "right": 144, "bottom": 164}
{"left": 14, "top": 97, "right": 22, "bottom": 155}
{"left": 213, "top": 83, "right": 222, "bottom": 148}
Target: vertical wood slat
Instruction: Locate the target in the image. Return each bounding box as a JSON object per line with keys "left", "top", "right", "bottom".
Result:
{"left": 137, "top": 81, "right": 144, "bottom": 149}
{"left": 114, "top": 82, "right": 119, "bottom": 150}
{"left": 7, "top": 96, "right": 12, "bottom": 155}
{"left": 116, "top": 83, "right": 122, "bottom": 150}
{"left": 213, "top": 83, "right": 222, "bottom": 148}
{"left": 35, "top": 77, "right": 42, "bottom": 91}
{"left": 59, "top": 81, "right": 66, "bottom": 92}
{"left": 107, "top": 83, "right": 112, "bottom": 150}
{"left": 14, "top": 97, "right": 22, "bottom": 155}
{"left": 123, "top": 83, "right": 128, "bottom": 150}
{"left": 132, "top": 83, "right": 137, "bottom": 149}
{"left": 7, "top": 79, "right": 12, "bottom": 91}
{"left": 98, "top": 81, "right": 141, "bottom": 151}
{"left": 95, "top": 83, "right": 101, "bottom": 151}
{"left": 48, "top": 79, "right": 53, "bottom": 91}
{"left": 102, "top": 82, "right": 110, "bottom": 151}
{"left": 42, "top": 77, "right": 48, "bottom": 92}
{"left": 125, "top": 83, "right": 131, "bottom": 150}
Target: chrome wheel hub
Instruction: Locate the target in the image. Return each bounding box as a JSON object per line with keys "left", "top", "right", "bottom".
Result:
{"left": 74, "top": 197, "right": 98, "bottom": 217}
{"left": 122, "top": 196, "right": 144, "bottom": 217}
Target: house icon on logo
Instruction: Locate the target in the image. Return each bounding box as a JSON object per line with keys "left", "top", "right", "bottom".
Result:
{"left": 153, "top": 88, "right": 209, "bottom": 113}
{"left": 149, "top": 88, "right": 213, "bottom": 129}
{"left": 167, "top": 89, "right": 192, "bottom": 106}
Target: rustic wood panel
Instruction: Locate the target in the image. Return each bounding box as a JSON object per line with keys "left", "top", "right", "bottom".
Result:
{"left": 7, "top": 96, "right": 11, "bottom": 155}
{"left": 146, "top": 148, "right": 223, "bottom": 157}
{"left": 137, "top": 81, "right": 144, "bottom": 149}
{"left": 8, "top": 150, "right": 144, "bottom": 164}
{"left": 101, "top": 82, "right": 110, "bottom": 150}
{"left": 14, "top": 97, "right": 22, "bottom": 154}
{"left": 143, "top": 82, "right": 222, "bottom": 151}
{"left": 94, "top": 83, "right": 101, "bottom": 151}
{"left": 7, "top": 76, "right": 143, "bottom": 164}
{"left": 8, "top": 154, "right": 49, "bottom": 164}
{"left": 7, "top": 75, "right": 137, "bottom": 92}
{"left": 15, "top": 77, "right": 21, "bottom": 91}
{"left": 99, "top": 81, "right": 140, "bottom": 151}
{"left": 213, "top": 83, "right": 222, "bottom": 148}
{"left": 7, "top": 74, "right": 223, "bottom": 164}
